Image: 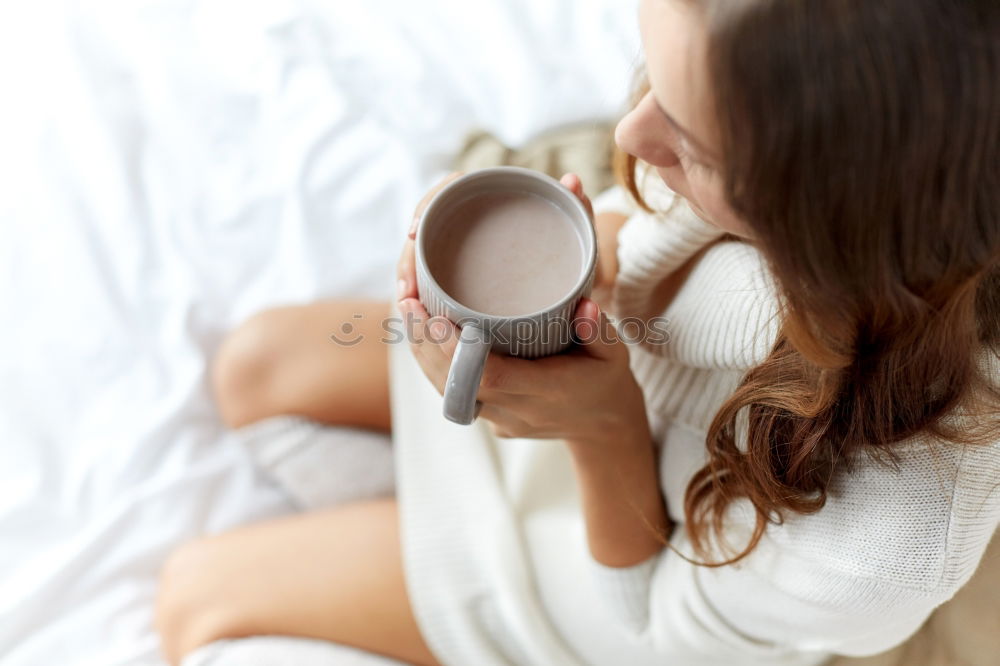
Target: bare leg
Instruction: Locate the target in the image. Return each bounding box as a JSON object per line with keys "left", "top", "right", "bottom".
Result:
{"left": 157, "top": 301, "right": 435, "bottom": 663}
{"left": 211, "top": 300, "right": 392, "bottom": 431}
{"left": 156, "top": 499, "right": 439, "bottom": 666}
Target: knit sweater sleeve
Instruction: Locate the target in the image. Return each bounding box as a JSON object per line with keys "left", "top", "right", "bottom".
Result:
{"left": 681, "top": 539, "right": 945, "bottom": 657}
{"left": 584, "top": 519, "right": 953, "bottom": 660}
{"left": 584, "top": 434, "right": 1000, "bottom": 660}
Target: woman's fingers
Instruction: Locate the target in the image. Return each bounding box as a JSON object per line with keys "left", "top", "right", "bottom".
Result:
{"left": 396, "top": 238, "right": 417, "bottom": 300}
{"left": 571, "top": 298, "right": 625, "bottom": 362}
{"left": 478, "top": 353, "right": 547, "bottom": 397}
{"left": 409, "top": 172, "right": 464, "bottom": 239}
{"left": 398, "top": 295, "right": 549, "bottom": 402}
{"left": 397, "top": 298, "right": 452, "bottom": 395}
{"left": 477, "top": 401, "right": 536, "bottom": 439}
{"left": 399, "top": 172, "right": 465, "bottom": 300}
{"left": 560, "top": 173, "right": 594, "bottom": 220}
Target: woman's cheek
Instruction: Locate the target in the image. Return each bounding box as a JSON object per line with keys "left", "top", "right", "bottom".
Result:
{"left": 691, "top": 181, "right": 753, "bottom": 238}
{"left": 656, "top": 165, "right": 694, "bottom": 202}
{"left": 657, "top": 165, "right": 753, "bottom": 238}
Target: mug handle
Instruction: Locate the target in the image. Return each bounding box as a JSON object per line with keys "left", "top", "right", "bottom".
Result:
{"left": 442, "top": 324, "right": 489, "bottom": 425}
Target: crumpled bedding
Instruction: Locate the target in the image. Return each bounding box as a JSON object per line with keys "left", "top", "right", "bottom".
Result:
{"left": 0, "top": 1, "right": 640, "bottom": 664}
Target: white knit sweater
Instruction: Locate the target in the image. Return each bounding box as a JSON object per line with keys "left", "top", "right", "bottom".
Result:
{"left": 387, "top": 167, "right": 1000, "bottom": 666}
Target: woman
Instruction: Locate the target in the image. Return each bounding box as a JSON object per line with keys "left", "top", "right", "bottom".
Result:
{"left": 155, "top": 1, "right": 1000, "bottom": 665}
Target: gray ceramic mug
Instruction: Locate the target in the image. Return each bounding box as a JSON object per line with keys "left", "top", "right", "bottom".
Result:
{"left": 414, "top": 167, "right": 597, "bottom": 425}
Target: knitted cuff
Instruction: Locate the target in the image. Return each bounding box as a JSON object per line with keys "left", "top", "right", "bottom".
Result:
{"left": 586, "top": 554, "right": 659, "bottom": 637}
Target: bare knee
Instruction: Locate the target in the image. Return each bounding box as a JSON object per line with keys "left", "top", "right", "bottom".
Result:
{"left": 155, "top": 539, "right": 243, "bottom": 666}
{"left": 211, "top": 309, "right": 288, "bottom": 428}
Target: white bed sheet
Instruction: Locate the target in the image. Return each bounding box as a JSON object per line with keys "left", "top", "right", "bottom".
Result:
{"left": 0, "top": 1, "right": 640, "bottom": 664}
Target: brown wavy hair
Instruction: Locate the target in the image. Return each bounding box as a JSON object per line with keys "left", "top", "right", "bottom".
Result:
{"left": 616, "top": 0, "right": 1000, "bottom": 565}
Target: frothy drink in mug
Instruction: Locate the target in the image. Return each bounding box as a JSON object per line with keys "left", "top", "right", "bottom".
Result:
{"left": 427, "top": 191, "right": 585, "bottom": 316}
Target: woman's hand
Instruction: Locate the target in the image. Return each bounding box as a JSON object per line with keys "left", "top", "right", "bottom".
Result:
{"left": 395, "top": 172, "right": 651, "bottom": 446}
{"left": 397, "top": 172, "right": 667, "bottom": 568}
{"left": 398, "top": 295, "right": 650, "bottom": 445}
{"left": 592, "top": 210, "right": 628, "bottom": 311}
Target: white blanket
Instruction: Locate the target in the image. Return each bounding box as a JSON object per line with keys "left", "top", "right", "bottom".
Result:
{"left": 0, "top": 1, "right": 640, "bottom": 664}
